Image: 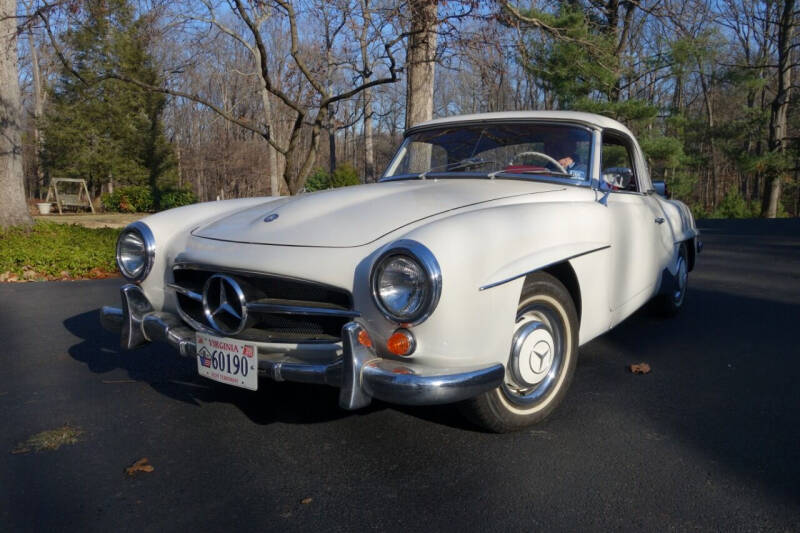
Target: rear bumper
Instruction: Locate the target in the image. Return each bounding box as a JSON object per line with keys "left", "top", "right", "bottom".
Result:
{"left": 100, "top": 284, "right": 505, "bottom": 409}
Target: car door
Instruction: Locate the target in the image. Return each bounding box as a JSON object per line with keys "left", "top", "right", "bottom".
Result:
{"left": 642, "top": 192, "right": 676, "bottom": 272}
{"left": 600, "top": 131, "right": 664, "bottom": 320}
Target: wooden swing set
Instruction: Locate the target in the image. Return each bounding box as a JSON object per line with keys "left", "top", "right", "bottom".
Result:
{"left": 45, "top": 178, "right": 95, "bottom": 214}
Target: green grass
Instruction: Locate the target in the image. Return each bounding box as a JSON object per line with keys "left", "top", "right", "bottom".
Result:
{"left": 0, "top": 221, "right": 120, "bottom": 280}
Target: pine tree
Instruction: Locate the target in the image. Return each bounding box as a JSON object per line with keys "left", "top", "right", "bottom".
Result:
{"left": 41, "top": 0, "right": 176, "bottom": 201}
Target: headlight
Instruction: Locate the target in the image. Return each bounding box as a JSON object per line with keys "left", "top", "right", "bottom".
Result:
{"left": 371, "top": 240, "right": 441, "bottom": 324}
{"left": 116, "top": 222, "right": 155, "bottom": 281}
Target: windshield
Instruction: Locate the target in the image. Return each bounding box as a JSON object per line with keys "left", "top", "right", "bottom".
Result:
{"left": 383, "top": 122, "right": 593, "bottom": 182}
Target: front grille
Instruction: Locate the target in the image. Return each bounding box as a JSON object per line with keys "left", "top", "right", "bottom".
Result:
{"left": 170, "top": 266, "right": 355, "bottom": 343}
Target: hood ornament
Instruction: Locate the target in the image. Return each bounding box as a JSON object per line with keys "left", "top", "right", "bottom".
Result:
{"left": 264, "top": 213, "right": 279, "bottom": 223}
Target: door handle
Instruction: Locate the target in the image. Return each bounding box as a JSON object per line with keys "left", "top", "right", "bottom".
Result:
{"left": 655, "top": 217, "right": 665, "bottom": 224}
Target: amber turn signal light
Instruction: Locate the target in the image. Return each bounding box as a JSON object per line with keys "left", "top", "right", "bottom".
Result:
{"left": 357, "top": 329, "right": 372, "bottom": 348}
{"left": 387, "top": 329, "right": 416, "bottom": 356}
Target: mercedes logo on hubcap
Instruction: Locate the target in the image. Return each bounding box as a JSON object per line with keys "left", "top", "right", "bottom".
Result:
{"left": 530, "top": 341, "right": 552, "bottom": 374}
{"left": 202, "top": 274, "right": 248, "bottom": 335}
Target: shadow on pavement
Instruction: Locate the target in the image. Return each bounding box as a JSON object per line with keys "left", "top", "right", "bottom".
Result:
{"left": 598, "top": 284, "right": 800, "bottom": 503}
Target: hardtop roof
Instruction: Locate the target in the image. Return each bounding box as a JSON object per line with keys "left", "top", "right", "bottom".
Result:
{"left": 406, "top": 111, "right": 634, "bottom": 138}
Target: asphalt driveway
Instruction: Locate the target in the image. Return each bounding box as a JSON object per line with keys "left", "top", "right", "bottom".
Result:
{"left": 1, "top": 219, "right": 799, "bottom": 531}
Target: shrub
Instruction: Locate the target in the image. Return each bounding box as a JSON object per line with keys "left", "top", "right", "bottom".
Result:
{"left": 304, "top": 168, "right": 332, "bottom": 192}
{"left": 710, "top": 187, "right": 750, "bottom": 219}
{"left": 303, "top": 164, "right": 361, "bottom": 192}
{"left": 102, "top": 185, "right": 154, "bottom": 213}
{"left": 159, "top": 188, "right": 197, "bottom": 210}
{"left": 330, "top": 163, "right": 361, "bottom": 188}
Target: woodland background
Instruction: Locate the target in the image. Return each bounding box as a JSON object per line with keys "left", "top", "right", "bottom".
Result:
{"left": 2, "top": 0, "right": 799, "bottom": 228}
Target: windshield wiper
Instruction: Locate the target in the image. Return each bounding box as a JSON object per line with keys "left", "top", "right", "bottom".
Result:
{"left": 422, "top": 157, "right": 497, "bottom": 174}
{"left": 494, "top": 169, "right": 574, "bottom": 178}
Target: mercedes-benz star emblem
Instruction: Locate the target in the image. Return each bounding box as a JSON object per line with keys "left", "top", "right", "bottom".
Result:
{"left": 531, "top": 341, "right": 551, "bottom": 373}
{"left": 202, "top": 274, "right": 248, "bottom": 335}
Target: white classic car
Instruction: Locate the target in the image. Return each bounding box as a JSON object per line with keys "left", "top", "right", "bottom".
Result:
{"left": 101, "top": 111, "right": 701, "bottom": 432}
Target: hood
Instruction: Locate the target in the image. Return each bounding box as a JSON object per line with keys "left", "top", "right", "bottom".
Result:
{"left": 192, "top": 179, "right": 564, "bottom": 247}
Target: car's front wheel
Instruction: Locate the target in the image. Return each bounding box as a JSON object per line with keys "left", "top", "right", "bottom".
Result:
{"left": 461, "top": 272, "right": 579, "bottom": 433}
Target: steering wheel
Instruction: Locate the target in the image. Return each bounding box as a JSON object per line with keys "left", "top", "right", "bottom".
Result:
{"left": 512, "top": 151, "right": 568, "bottom": 174}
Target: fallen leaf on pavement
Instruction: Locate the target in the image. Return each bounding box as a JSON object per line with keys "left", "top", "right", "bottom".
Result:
{"left": 300, "top": 497, "right": 313, "bottom": 505}
{"left": 125, "top": 458, "right": 154, "bottom": 476}
{"left": 629, "top": 363, "right": 651, "bottom": 374}
{"left": 11, "top": 425, "right": 83, "bottom": 454}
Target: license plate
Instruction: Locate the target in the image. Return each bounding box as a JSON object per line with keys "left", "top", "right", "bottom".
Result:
{"left": 195, "top": 332, "right": 258, "bottom": 390}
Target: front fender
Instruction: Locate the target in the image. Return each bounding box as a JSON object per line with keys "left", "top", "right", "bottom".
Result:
{"left": 381, "top": 198, "right": 611, "bottom": 368}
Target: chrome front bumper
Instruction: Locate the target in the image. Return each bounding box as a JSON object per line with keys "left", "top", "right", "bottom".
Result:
{"left": 100, "top": 284, "right": 505, "bottom": 410}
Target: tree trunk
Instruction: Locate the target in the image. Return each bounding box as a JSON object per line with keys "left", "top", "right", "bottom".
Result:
{"left": 697, "top": 67, "right": 718, "bottom": 207}
{"left": 363, "top": 87, "right": 375, "bottom": 182}
{"left": 762, "top": 0, "right": 795, "bottom": 218}
{"left": 259, "top": 87, "right": 281, "bottom": 196}
{"left": 405, "top": 0, "right": 438, "bottom": 171}
{"left": 405, "top": 0, "right": 437, "bottom": 129}
{"left": 0, "top": 0, "right": 33, "bottom": 228}
{"left": 328, "top": 107, "right": 336, "bottom": 174}
{"left": 28, "top": 29, "right": 45, "bottom": 199}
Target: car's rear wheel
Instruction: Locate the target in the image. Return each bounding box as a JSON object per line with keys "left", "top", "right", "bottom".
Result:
{"left": 653, "top": 242, "right": 689, "bottom": 317}
{"left": 461, "top": 272, "right": 578, "bottom": 433}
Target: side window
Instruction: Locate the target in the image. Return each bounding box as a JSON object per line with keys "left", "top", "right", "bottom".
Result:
{"left": 600, "top": 133, "right": 639, "bottom": 192}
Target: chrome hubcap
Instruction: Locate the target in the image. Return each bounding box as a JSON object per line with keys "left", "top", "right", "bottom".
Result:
{"left": 503, "top": 304, "right": 565, "bottom": 406}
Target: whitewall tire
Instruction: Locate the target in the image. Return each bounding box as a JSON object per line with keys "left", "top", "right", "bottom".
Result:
{"left": 461, "top": 272, "right": 579, "bottom": 432}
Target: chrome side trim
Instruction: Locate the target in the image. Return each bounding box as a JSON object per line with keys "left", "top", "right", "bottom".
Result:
{"left": 370, "top": 239, "right": 442, "bottom": 326}
{"left": 479, "top": 245, "right": 611, "bottom": 291}
{"left": 116, "top": 221, "right": 155, "bottom": 282}
{"left": 167, "top": 283, "right": 202, "bottom": 302}
{"left": 246, "top": 302, "right": 360, "bottom": 318}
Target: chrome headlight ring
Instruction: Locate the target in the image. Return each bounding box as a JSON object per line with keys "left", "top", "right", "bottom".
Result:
{"left": 370, "top": 240, "right": 442, "bottom": 325}
{"left": 115, "top": 221, "right": 155, "bottom": 282}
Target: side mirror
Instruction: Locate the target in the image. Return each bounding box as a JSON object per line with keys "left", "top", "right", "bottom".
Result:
{"left": 653, "top": 180, "right": 670, "bottom": 198}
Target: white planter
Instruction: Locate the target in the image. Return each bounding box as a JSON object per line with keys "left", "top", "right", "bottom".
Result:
{"left": 37, "top": 202, "right": 52, "bottom": 215}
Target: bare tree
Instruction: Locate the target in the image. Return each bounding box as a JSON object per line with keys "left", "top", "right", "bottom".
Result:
{"left": 130, "top": 0, "right": 405, "bottom": 194}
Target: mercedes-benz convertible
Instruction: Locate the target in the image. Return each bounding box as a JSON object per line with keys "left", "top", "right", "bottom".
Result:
{"left": 100, "top": 111, "right": 701, "bottom": 432}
